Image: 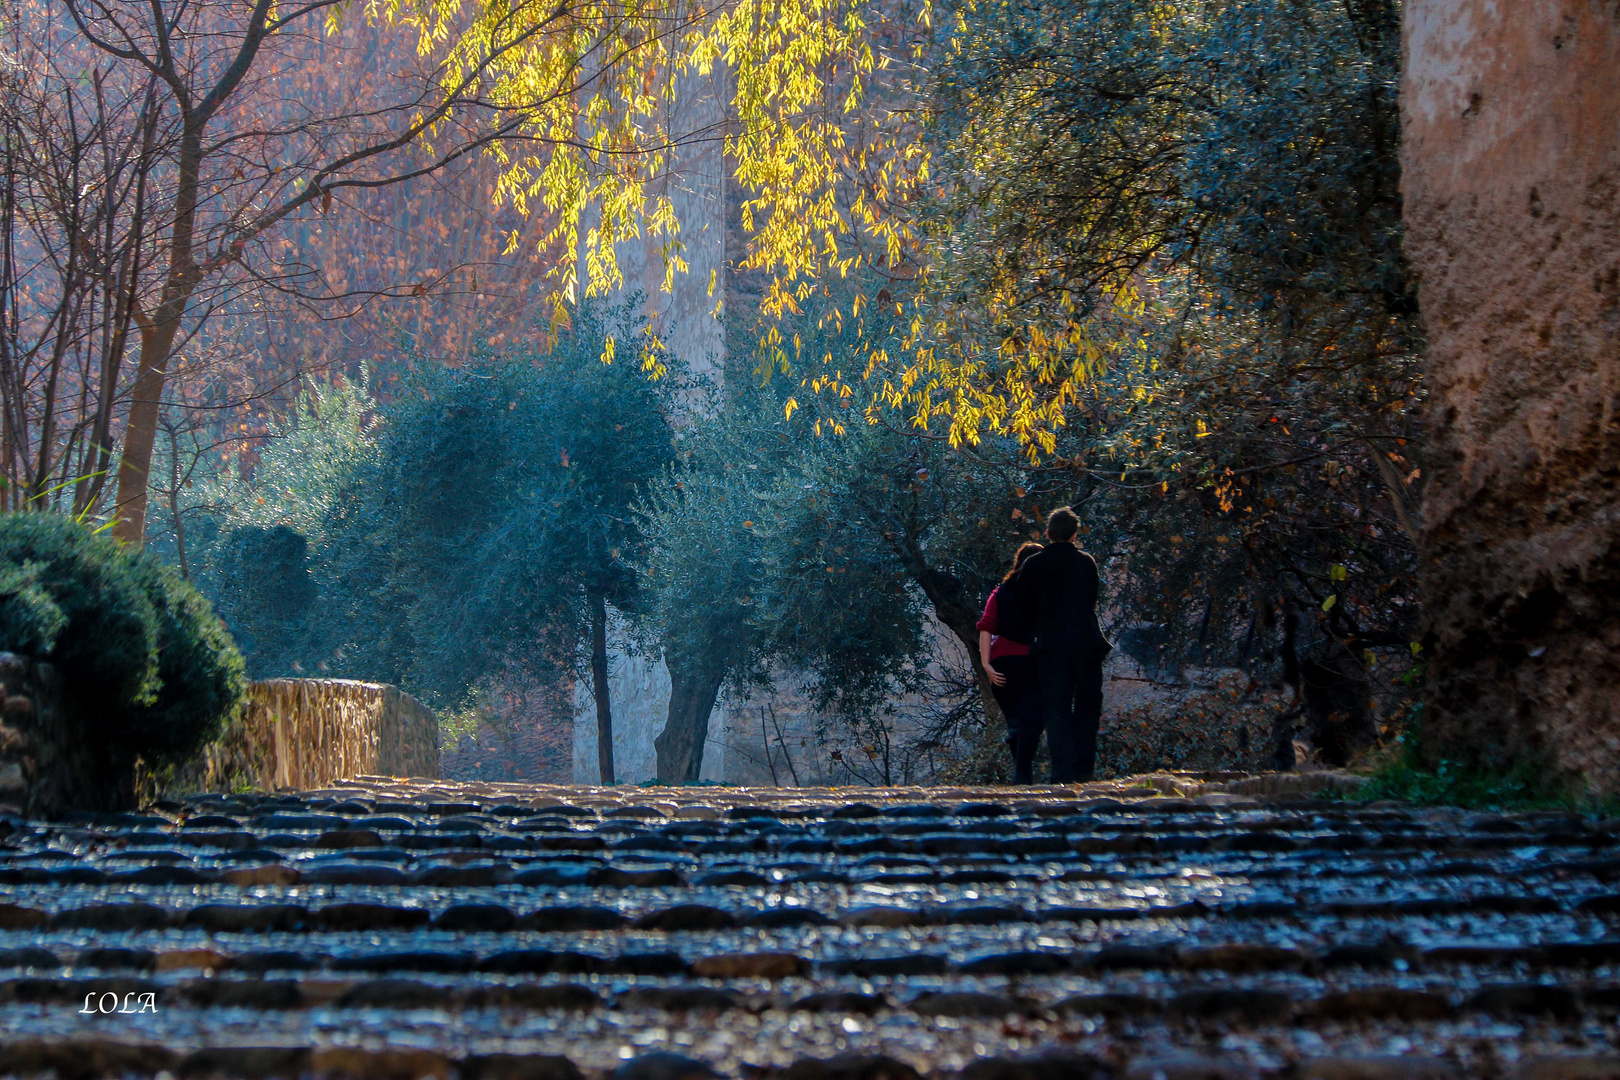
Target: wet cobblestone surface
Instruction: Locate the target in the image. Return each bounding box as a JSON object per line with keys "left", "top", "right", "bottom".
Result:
{"left": 2, "top": 774, "right": 1618, "bottom": 1078}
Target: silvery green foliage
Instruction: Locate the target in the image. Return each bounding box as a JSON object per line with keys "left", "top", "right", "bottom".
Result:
{"left": 165, "top": 374, "right": 389, "bottom": 683}
{"left": 189, "top": 302, "right": 680, "bottom": 711}
{"left": 369, "top": 302, "right": 680, "bottom": 705}
{"left": 638, "top": 274, "right": 1105, "bottom": 780}
{"left": 211, "top": 371, "right": 384, "bottom": 543}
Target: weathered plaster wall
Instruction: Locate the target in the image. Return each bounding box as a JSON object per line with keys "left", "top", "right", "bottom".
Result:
{"left": 586, "top": 65, "right": 728, "bottom": 388}
{"left": 1402, "top": 1, "right": 1620, "bottom": 793}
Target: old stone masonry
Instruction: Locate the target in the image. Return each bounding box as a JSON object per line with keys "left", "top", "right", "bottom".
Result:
{"left": 0, "top": 776, "right": 1618, "bottom": 1078}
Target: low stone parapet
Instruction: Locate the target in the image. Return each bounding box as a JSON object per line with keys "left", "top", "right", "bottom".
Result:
{"left": 3, "top": 664, "right": 439, "bottom": 812}
{"left": 155, "top": 678, "right": 439, "bottom": 796}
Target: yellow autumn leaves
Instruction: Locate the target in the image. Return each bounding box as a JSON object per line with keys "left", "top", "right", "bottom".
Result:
{"left": 363, "top": 0, "right": 1122, "bottom": 452}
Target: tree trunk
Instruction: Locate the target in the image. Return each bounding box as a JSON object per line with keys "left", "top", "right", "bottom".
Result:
{"left": 110, "top": 110, "right": 202, "bottom": 548}
{"left": 589, "top": 590, "right": 615, "bottom": 784}
{"left": 110, "top": 325, "right": 178, "bottom": 545}
{"left": 655, "top": 653, "right": 726, "bottom": 784}
{"left": 903, "top": 556, "right": 1006, "bottom": 730}
{"left": 165, "top": 422, "right": 190, "bottom": 579}
{"left": 1402, "top": 0, "right": 1620, "bottom": 797}
{"left": 112, "top": 96, "right": 209, "bottom": 547}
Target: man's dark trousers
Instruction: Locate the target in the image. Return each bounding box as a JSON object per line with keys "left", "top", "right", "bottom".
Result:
{"left": 1009, "top": 541, "right": 1110, "bottom": 782}
{"left": 1034, "top": 645, "right": 1105, "bottom": 783}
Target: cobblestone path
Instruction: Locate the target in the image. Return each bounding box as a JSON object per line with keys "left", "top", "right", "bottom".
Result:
{"left": 2, "top": 774, "right": 1619, "bottom": 1078}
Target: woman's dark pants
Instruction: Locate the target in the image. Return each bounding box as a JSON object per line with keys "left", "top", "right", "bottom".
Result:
{"left": 990, "top": 654, "right": 1038, "bottom": 783}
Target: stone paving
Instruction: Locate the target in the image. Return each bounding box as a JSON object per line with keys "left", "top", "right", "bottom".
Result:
{"left": 1, "top": 773, "right": 1619, "bottom": 1078}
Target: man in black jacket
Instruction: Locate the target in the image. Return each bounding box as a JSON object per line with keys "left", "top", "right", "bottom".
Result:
{"left": 1010, "top": 506, "right": 1111, "bottom": 782}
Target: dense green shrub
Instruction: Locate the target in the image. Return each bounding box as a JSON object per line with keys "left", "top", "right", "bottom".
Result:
{"left": 204, "top": 524, "right": 318, "bottom": 680}
{"left": 0, "top": 561, "right": 69, "bottom": 658}
{"left": 0, "top": 512, "right": 247, "bottom": 768}
{"left": 127, "top": 561, "right": 249, "bottom": 762}
{"left": 0, "top": 512, "right": 163, "bottom": 716}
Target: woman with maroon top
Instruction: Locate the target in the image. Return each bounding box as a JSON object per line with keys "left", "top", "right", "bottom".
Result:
{"left": 977, "top": 542, "right": 1042, "bottom": 783}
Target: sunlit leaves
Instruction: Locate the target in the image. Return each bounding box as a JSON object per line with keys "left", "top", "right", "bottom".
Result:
{"left": 375, "top": 0, "right": 926, "bottom": 363}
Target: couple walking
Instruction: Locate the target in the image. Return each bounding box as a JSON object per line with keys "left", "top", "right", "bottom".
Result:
{"left": 976, "top": 507, "right": 1112, "bottom": 784}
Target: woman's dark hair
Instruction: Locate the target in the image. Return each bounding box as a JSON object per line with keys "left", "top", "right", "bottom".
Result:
{"left": 1003, "top": 541, "right": 1044, "bottom": 582}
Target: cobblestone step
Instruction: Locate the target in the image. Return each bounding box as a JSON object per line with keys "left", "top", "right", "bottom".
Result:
{"left": 0, "top": 775, "right": 1617, "bottom": 1077}
{"left": 5, "top": 933, "right": 1620, "bottom": 976}
{"left": 4, "top": 971, "right": 1618, "bottom": 1018}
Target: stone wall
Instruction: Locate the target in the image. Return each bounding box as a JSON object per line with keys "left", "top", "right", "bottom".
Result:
{"left": 0, "top": 653, "right": 114, "bottom": 817}
{"left": 162, "top": 679, "right": 440, "bottom": 795}
{"left": 1402, "top": 1, "right": 1620, "bottom": 793}
{"left": 3, "top": 666, "right": 439, "bottom": 813}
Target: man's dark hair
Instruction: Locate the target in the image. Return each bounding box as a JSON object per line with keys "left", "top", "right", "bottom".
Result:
{"left": 1046, "top": 506, "right": 1079, "bottom": 542}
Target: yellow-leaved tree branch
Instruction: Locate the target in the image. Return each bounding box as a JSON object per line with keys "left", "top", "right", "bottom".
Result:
{"left": 21, "top": 0, "right": 1173, "bottom": 547}
{"left": 418, "top": 0, "right": 1137, "bottom": 454}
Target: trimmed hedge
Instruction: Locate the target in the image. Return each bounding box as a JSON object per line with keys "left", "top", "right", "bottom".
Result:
{"left": 0, "top": 512, "right": 246, "bottom": 769}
